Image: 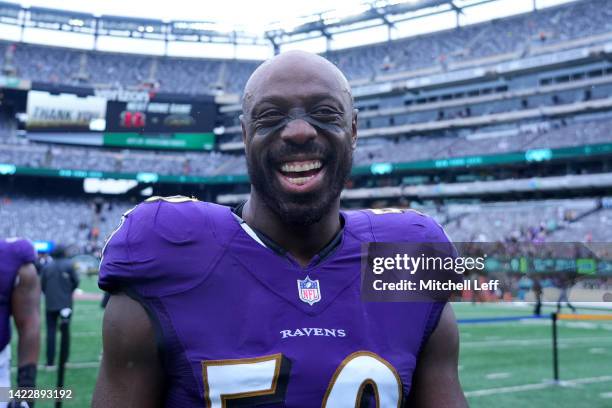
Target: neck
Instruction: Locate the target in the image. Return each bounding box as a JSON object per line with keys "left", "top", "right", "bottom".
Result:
{"left": 242, "top": 190, "right": 341, "bottom": 267}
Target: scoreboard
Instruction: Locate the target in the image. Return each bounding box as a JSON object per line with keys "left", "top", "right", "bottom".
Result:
{"left": 103, "top": 94, "right": 217, "bottom": 150}
{"left": 23, "top": 88, "right": 217, "bottom": 151}
{"left": 105, "top": 98, "right": 216, "bottom": 134}
{"left": 26, "top": 90, "right": 106, "bottom": 132}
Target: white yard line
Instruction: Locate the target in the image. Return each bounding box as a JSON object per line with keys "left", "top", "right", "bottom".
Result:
{"left": 465, "top": 376, "right": 612, "bottom": 397}
{"left": 485, "top": 372, "right": 511, "bottom": 380}
{"left": 462, "top": 336, "right": 612, "bottom": 348}
{"left": 71, "top": 331, "right": 101, "bottom": 337}
{"left": 57, "top": 361, "right": 100, "bottom": 369}
{"left": 10, "top": 361, "right": 101, "bottom": 372}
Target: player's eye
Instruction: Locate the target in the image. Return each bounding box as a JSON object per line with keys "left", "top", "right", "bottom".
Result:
{"left": 311, "top": 107, "right": 342, "bottom": 120}
{"left": 256, "top": 109, "right": 285, "bottom": 121}
{"left": 252, "top": 109, "right": 285, "bottom": 132}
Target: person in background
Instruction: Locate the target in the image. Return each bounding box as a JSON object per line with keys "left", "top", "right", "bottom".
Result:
{"left": 556, "top": 275, "right": 576, "bottom": 313}
{"left": 0, "top": 238, "right": 40, "bottom": 408}
{"left": 40, "top": 245, "right": 79, "bottom": 368}
{"left": 532, "top": 276, "right": 543, "bottom": 316}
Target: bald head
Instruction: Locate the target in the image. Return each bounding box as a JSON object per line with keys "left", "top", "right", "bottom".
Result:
{"left": 239, "top": 50, "right": 358, "bottom": 228}
{"left": 242, "top": 50, "right": 352, "bottom": 115}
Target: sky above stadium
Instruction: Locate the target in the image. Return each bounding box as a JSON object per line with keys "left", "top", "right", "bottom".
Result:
{"left": 7, "top": 0, "right": 577, "bottom": 59}
{"left": 19, "top": 0, "right": 352, "bottom": 32}
{"left": 19, "top": 0, "right": 575, "bottom": 30}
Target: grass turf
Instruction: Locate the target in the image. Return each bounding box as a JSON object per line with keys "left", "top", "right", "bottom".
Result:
{"left": 455, "top": 302, "right": 612, "bottom": 408}
{"left": 11, "top": 280, "right": 612, "bottom": 407}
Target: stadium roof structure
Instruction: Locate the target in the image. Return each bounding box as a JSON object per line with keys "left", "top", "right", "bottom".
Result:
{"left": 0, "top": 0, "right": 266, "bottom": 46}
{"left": 0, "top": 0, "right": 541, "bottom": 53}
{"left": 264, "top": 0, "right": 461, "bottom": 49}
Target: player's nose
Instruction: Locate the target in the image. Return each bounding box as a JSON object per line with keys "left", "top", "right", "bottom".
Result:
{"left": 280, "top": 118, "right": 317, "bottom": 145}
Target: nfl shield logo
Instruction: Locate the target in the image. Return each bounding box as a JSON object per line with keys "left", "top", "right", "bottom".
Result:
{"left": 297, "top": 276, "right": 321, "bottom": 306}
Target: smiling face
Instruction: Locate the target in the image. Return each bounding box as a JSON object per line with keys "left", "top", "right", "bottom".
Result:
{"left": 241, "top": 51, "right": 357, "bottom": 226}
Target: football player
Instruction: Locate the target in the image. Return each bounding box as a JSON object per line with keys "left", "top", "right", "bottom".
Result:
{"left": 0, "top": 238, "right": 41, "bottom": 408}
{"left": 93, "top": 51, "right": 467, "bottom": 407}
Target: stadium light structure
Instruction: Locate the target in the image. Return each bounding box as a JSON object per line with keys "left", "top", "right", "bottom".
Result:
{"left": 170, "top": 21, "right": 263, "bottom": 45}
{"left": 98, "top": 15, "right": 164, "bottom": 37}
{"left": 27, "top": 6, "right": 96, "bottom": 33}
{"left": 263, "top": 0, "right": 457, "bottom": 48}
{"left": 0, "top": 0, "right": 269, "bottom": 51}
{"left": 261, "top": 0, "right": 532, "bottom": 52}
{"left": 0, "top": 1, "right": 20, "bottom": 21}
{"left": 0, "top": 0, "right": 542, "bottom": 55}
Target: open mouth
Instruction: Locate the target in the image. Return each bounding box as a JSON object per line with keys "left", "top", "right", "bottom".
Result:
{"left": 276, "top": 159, "right": 326, "bottom": 192}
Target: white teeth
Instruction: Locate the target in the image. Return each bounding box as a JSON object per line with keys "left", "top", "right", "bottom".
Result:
{"left": 286, "top": 175, "right": 315, "bottom": 185}
{"left": 280, "top": 160, "right": 322, "bottom": 173}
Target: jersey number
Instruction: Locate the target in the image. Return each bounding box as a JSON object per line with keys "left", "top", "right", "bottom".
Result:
{"left": 202, "top": 351, "right": 402, "bottom": 407}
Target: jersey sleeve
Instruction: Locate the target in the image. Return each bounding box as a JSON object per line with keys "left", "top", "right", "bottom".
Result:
{"left": 98, "top": 197, "right": 223, "bottom": 297}
{"left": 380, "top": 211, "right": 456, "bottom": 350}
{"left": 423, "top": 301, "right": 447, "bottom": 343}
{"left": 360, "top": 208, "right": 459, "bottom": 276}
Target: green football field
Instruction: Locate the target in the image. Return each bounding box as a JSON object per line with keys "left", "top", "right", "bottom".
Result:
{"left": 12, "top": 277, "right": 612, "bottom": 407}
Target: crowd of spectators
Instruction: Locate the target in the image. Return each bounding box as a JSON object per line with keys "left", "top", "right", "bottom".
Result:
{"left": 353, "top": 115, "right": 612, "bottom": 167}
{"left": 0, "top": 195, "right": 133, "bottom": 255}
{"left": 1, "top": 42, "right": 259, "bottom": 94}
{"left": 0, "top": 0, "right": 610, "bottom": 93}
{"left": 0, "top": 141, "right": 237, "bottom": 176}
{"left": 547, "top": 207, "right": 612, "bottom": 242}
{"left": 327, "top": 0, "right": 612, "bottom": 79}
{"left": 442, "top": 198, "right": 600, "bottom": 242}
{"left": 1, "top": 112, "right": 611, "bottom": 176}
{"left": 1, "top": 195, "right": 608, "bottom": 256}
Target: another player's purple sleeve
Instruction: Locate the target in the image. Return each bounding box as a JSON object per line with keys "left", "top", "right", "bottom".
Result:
{"left": 15, "top": 239, "right": 37, "bottom": 264}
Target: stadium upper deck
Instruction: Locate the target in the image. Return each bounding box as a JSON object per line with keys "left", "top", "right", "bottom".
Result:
{"left": 0, "top": 0, "right": 610, "bottom": 94}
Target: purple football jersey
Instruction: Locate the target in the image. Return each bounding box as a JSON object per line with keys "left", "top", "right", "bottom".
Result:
{"left": 99, "top": 197, "right": 453, "bottom": 407}
{"left": 0, "top": 238, "right": 36, "bottom": 350}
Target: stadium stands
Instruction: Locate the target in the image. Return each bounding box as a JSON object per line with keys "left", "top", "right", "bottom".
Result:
{"left": 442, "top": 198, "right": 600, "bottom": 242}
{"left": 2, "top": 112, "right": 611, "bottom": 177}
{"left": 0, "top": 195, "right": 132, "bottom": 253}
{"left": 1, "top": 195, "right": 606, "bottom": 253}
{"left": 0, "top": 140, "right": 238, "bottom": 176}
{"left": 0, "top": 0, "right": 610, "bottom": 93}
{"left": 354, "top": 114, "right": 612, "bottom": 167}
{"left": 547, "top": 207, "right": 612, "bottom": 242}
{"left": 1, "top": 41, "right": 260, "bottom": 94}
{"left": 326, "top": 0, "right": 612, "bottom": 78}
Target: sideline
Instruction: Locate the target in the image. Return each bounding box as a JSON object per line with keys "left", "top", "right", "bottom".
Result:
{"left": 465, "top": 375, "right": 612, "bottom": 397}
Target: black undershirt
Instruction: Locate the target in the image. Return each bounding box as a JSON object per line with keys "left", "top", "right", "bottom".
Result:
{"left": 231, "top": 201, "right": 344, "bottom": 265}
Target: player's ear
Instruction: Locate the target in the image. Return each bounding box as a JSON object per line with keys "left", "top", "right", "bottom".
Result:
{"left": 351, "top": 108, "right": 359, "bottom": 150}
{"left": 240, "top": 114, "right": 248, "bottom": 149}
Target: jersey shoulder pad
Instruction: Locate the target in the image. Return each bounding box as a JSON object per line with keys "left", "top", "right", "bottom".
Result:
{"left": 99, "top": 197, "right": 226, "bottom": 297}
